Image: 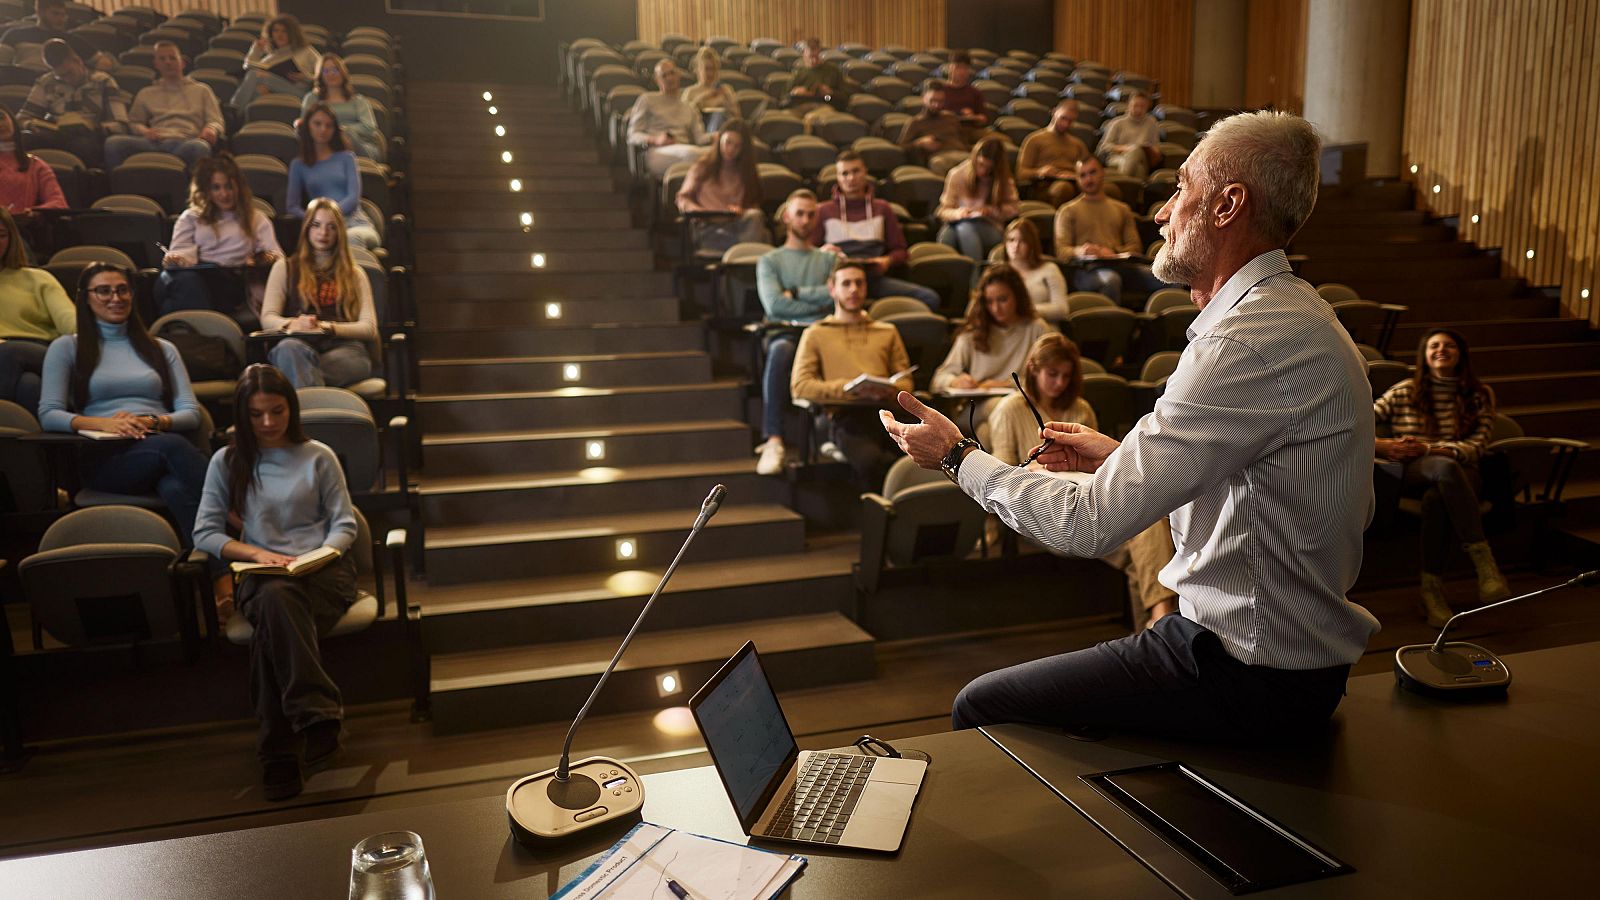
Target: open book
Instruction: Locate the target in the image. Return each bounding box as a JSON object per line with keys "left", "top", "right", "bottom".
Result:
{"left": 843, "top": 365, "right": 917, "bottom": 396}
{"left": 231, "top": 546, "right": 341, "bottom": 578}
{"left": 76, "top": 429, "right": 132, "bottom": 440}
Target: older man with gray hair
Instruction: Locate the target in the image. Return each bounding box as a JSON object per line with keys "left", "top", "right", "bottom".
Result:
{"left": 882, "top": 111, "right": 1380, "bottom": 740}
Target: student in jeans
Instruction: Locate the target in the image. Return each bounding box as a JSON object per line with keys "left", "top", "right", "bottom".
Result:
{"left": 675, "top": 120, "right": 768, "bottom": 254}
{"left": 0, "top": 108, "right": 68, "bottom": 219}
{"left": 790, "top": 262, "right": 914, "bottom": 490}
{"left": 0, "top": 206, "right": 73, "bottom": 413}
{"left": 936, "top": 136, "right": 1019, "bottom": 262}
{"left": 16, "top": 39, "right": 128, "bottom": 167}
{"left": 988, "top": 332, "right": 1180, "bottom": 630}
{"left": 1098, "top": 91, "right": 1162, "bottom": 179}
{"left": 104, "top": 40, "right": 225, "bottom": 170}
{"left": 261, "top": 198, "right": 377, "bottom": 389}
{"left": 813, "top": 150, "right": 939, "bottom": 309}
{"left": 1374, "top": 328, "right": 1509, "bottom": 626}
{"left": 230, "top": 13, "right": 320, "bottom": 112}
{"left": 1003, "top": 218, "right": 1069, "bottom": 322}
{"left": 158, "top": 153, "right": 282, "bottom": 320}
{"left": 626, "top": 59, "right": 706, "bottom": 179}
{"left": 753, "top": 190, "right": 838, "bottom": 475}
{"left": 1053, "top": 155, "right": 1170, "bottom": 307}
{"left": 36, "top": 263, "right": 207, "bottom": 545}
{"left": 287, "top": 103, "right": 381, "bottom": 250}
{"left": 193, "top": 363, "right": 358, "bottom": 801}
{"left": 930, "top": 264, "right": 1048, "bottom": 432}
{"left": 299, "top": 54, "right": 384, "bottom": 163}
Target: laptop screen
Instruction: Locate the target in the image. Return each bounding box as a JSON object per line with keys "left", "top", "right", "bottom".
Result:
{"left": 691, "top": 644, "right": 798, "bottom": 825}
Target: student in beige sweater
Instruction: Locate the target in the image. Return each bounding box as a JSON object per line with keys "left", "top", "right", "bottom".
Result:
{"left": 1053, "top": 156, "right": 1172, "bottom": 307}
{"left": 988, "top": 332, "right": 1179, "bottom": 629}
{"left": 791, "top": 262, "right": 913, "bottom": 489}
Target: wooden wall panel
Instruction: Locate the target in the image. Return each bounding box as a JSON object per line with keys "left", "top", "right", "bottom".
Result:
{"left": 1404, "top": 0, "right": 1600, "bottom": 325}
{"left": 1053, "top": 0, "right": 1194, "bottom": 106}
{"left": 636, "top": 0, "right": 944, "bottom": 53}
{"left": 1243, "top": 0, "right": 1305, "bottom": 112}
{"left": 80, "top": 1, "right": 275, "bottom": 20}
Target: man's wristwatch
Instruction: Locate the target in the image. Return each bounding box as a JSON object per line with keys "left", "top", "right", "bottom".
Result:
{"left": 940, "top": 438, "right": 982, "bottom": 482}
{"left": 142, "top": 414, "right": 161, "bottom": 431}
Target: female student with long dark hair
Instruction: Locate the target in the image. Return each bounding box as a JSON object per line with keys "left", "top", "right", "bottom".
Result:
{"left": 0, "top": 107, "right": 68, "bottom": 217}
{"left": 36, "top": 263, "right": 207, "bottom": 542}
{"left": 675, "top": 119, "right": 768, "bottom": 253}
{"left": 300, "top": 54, "right": 383, "bottom": 162}
{"left": 194, "top": 363, "right": 357, "bottom": 801}
{"left": 935, "top": 136, "right": 1019, "bottom": 261}
{"left": 1374, "top": 328, "right": 1508, "bottom": 625}
{"left": 931, "top": 264, "right": 1047, "bottom": 429}
{"left": 287, "top": 102, "right": 381, "bottom": 249}
{"left": 260, "top": 198, "right": 377, "bottom": 388}
{"left": 0, "top": 206, "right": 73, "bottom": 413}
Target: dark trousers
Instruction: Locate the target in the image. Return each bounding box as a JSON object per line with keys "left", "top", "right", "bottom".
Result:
{"left": 0, "top": 337, "right": 50, "bottom": 415}
{"left": 82, "top": 432, "right": 209, "bottom": 547}
{"left": 952, "top": 614, "right": 1351, "bottom": 741}
{"left": 237, "top": 557, "right": 356, "bottom": 763}
{"left": 24, "top": 127, "right": 106, "bottom": 167}
{"left": 1403, "top": 455, "right": 1485, "bottom": 571}
{"left": 827, "top": 406, "right": 902, "bottom": 492}
{"left": 156, "top": 268, "right": 257, "bottom": 330}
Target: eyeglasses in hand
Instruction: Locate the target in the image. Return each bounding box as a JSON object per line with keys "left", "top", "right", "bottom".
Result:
{"left": 1010, "top": 372, "right": 1053, "bottom": 468}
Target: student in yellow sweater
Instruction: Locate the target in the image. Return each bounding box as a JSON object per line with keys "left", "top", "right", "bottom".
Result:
{"left": 0, "top": 206, "right": 73, "bottom": 413}
{"left": 791, "top": 262, "right": 913, "bottom": 490}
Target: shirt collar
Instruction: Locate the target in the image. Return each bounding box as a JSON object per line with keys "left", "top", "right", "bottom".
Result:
{"left": 1187, "top": 249, "right": 1292, "bottom": 340}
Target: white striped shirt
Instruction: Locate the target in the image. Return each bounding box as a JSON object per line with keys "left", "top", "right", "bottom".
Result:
{"left": 958, "top": 250, "right": 1381, "bottom": 668}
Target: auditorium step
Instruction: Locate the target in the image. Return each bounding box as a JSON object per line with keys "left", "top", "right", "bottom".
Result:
{"left": 419, "top": 459, "right": 783, "bottom": 524}
{"left": 427, "top": 612, "right": 874, "bottom": 733}
{"left": 415, "top": 248, "right": 655, "bottom": 274}
{"left": 415, "top": 380, "right": 745, "bottom": 432}
{"left": 1469, "top": 343, "right": 1600, "bottom": 376}
{"left": 421, "top": 420, "right": 754, "bottom": 477}
{"left": 1295, "top": 223, "right": 1456, "bottom": 243}
{"left": 1300, "top": 255, "right": 1503, "bottom": 283}
{"left": 414, "top": 322, "right": 704, "bottom": 357}
{"left": 1390, "top": 317, "right": 1593, "bottom": 349}
{"left": 418, "top": 350, "right": 711, "bottom": 392}
{"left": 421, "top": 228, "right": 649, "bottom": 252}
{"left": 1497, "top": 401, "right": 1600, "bottom": 438}
{"left": 1290, "top": 241, "right": 1480, "bottom": 260}
{"left": 414, "top": 206, "right": 632, "bottom": 231}
{"left": 417, "top": 296, "right": 681, "bottom": 329}
{"left": 1484, "top": 371, "right": 1600, "bottom": 406}
{"left": 415, "top": 541, "right": 857, "bottom": 655}
{"left": 414, "top": 271, "right": 675, "bottom": 299}
{"left": 423, "top": 503, "right": 806, "bottom": 584}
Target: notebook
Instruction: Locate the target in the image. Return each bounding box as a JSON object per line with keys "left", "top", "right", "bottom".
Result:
{"left": 690, "top": 641, "right": 928, "bottom": 852}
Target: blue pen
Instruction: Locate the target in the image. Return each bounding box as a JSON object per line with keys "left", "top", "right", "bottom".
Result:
{"left": 665, "top": 879, "right": 690, "bottom": 899}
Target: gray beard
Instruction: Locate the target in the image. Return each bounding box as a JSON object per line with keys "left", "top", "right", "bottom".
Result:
{"left": 1152, "top": 235, "right": 1204, "bottom": 286}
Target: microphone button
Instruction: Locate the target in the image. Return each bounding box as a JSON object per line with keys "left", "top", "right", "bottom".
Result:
{"left": 575, "top": 807, "right": 609, "bottom": 822}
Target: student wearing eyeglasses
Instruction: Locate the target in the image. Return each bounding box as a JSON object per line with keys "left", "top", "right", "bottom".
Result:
{"left": 36, "top": 262, "right": 208, "bottom": 546}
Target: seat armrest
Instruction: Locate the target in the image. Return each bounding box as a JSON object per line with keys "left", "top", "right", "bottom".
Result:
{"left": 857, "top": 493, "right": 894, "bottom": 594}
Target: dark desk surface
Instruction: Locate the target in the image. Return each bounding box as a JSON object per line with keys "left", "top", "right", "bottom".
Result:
{"left": 984, "top": 641, "right": 1600, "bottom": 898}
{"left": 0, "top": 728, "right": 1172, "bottom": 899}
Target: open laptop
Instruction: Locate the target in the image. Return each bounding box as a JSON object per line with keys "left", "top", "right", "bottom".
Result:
{"left": 689, "top": 641, "right": 928, "bottom": 852}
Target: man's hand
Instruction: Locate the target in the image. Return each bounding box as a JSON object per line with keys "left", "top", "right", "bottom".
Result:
{"left": 1033, "top": 421, "right": 1119, "bottom": 473}
{"left": 200, "top": 125, "right": 220, "bottom": 145}
{"left": 869, "top": 255, "right": 892, "bottom": 274}
{"left": 880, "top": 392, "right": 964, "bottom": 470}
{"left": 1377, "top": 436, "right": 1427, "bottom": 462}
{"left": 650, "top": 133, "right": 675, "bottom": 147}
{"left": 915, "top": 135, "right": 940, "bottom": 151}
{"left": 138, "top": 125, "right": 159, "bottom": 140}
{"left": 820, "top": 243, "right": 843, "bottom": 255}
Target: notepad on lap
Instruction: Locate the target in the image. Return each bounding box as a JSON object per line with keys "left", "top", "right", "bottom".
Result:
{"left": 76, "top": 429, "right": 131, "bottom": 440}
{"left": 230, "top": 546, "right": 340, "bottom": 578}
{"left": 552, "top": 822, "right": 805, "bottom": 900}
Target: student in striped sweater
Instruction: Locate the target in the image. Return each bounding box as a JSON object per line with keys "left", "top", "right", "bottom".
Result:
{"left": 1373, "top": 328, "right": 1508, "bottom": 626}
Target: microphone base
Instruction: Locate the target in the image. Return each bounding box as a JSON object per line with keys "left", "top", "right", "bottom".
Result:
{"left": 1394, "top": 641, "right": 1512, "bottom": 697}
{"left": 506, "top": 756, "right": 645, "bottom": 844}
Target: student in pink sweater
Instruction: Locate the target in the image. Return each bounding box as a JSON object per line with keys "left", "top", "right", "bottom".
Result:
{"left": 0, "top": 107, "right": 68, "bottom": 219}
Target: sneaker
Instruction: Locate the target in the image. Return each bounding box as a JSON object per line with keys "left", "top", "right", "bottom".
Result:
{"left": 819, "top": 441, "right": 849, "bottom": 465}
{"left": 756, "top": 440, "right": 786, "bottom": 475}
{"left": 262, "top": 759, "right": 302, "bottom": 802}
{"left": 302, "top": 719, "right": 344, "bottom": 773}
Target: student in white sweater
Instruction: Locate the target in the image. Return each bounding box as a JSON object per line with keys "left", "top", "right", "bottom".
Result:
{"left": 1001, "top": 218, "right": 1069, "bottom": 322}
{"left": 260, "top": 199, "right": 377, "bottom": 389}
{"left": 931, "top": 264, "right": 1048, "bottom": 432}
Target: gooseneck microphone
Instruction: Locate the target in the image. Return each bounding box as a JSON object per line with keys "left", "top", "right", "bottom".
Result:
{"left": 506, "top": 485, "right": 728, "bottom": 844}
{"left": 1394, "top": 570, "right": 1598, "bottom": 696}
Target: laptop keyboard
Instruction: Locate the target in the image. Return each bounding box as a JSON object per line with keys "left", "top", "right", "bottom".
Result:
{"left": 760, "top": 752, "right": 876, "bottom": 844}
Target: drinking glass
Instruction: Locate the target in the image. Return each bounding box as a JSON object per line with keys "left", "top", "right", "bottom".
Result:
{"left": 348, "top": 830, "right": 435, "bottom": 900}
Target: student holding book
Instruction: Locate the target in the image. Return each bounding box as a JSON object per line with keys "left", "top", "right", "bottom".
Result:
{"left": 36, "top": 262, "right": 207, "bottom": 545}
{"left": 230, "top": 14, "right": 320, "bottom": 112}
{"left": 193, "top": 363, "right": 357, "bottom": 802}
{"left": 260, "top": 198, "right": 377, "bottom": 389}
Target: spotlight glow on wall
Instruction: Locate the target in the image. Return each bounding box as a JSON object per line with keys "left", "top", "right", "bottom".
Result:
{"left": 482, "top": 91, "right": 493, "bottom": 101}
{"left": 616, "top": 538, "right": 637, "bottom": 561}
{"left": 502, "top": 151, "right": 513, "bottom": 163}
{"left": 563, "top": 363, "right": 581, "bottom": 382}
{"left": 531, "top": 253, "right": 546, "bottom": 268}
{"left": 585, "top": 440, "right": 605, "bottom": 460}
{"left": 495, "top": 125, "right": 506, "bottom": 137}
{"left": 544, "top": 301, "right": 562, "bottom": 319}
{"left": 510, "top": 178, "right": 522, "bottom": 192}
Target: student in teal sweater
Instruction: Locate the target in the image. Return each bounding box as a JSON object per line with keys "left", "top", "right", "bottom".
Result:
{"left": 752, "top": 189, "right": 838, "bottom": 475}
{"left": 193, "top": 363, "right": 357, "bottom": 802}
{"left": 37, "top": 262, "right": 207, "bottom": 544}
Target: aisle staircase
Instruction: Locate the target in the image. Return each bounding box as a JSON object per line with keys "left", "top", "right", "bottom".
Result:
{"left": 403, "top": 85, "right": 871, "bottom": 734}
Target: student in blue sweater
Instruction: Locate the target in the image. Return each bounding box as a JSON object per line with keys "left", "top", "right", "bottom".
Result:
{"left": 193, "top": 363, "right": 358, "bottom": 801}
{"left": 286, "top": 103, "right": 380, "bottom": 250}
{"left": 37, "top": 262, "right": 208, "bottom": 544}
